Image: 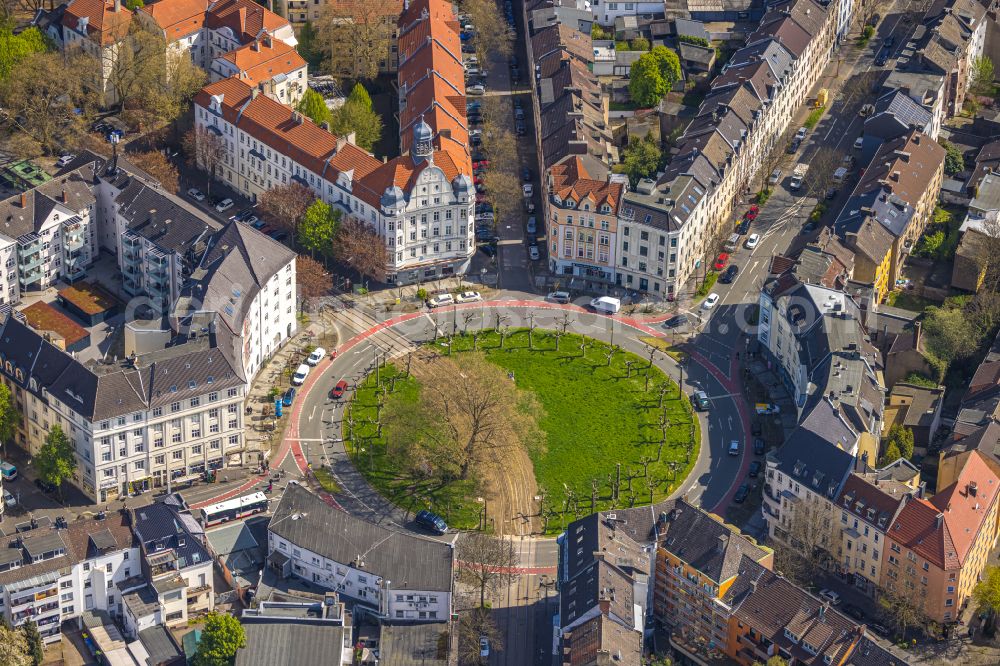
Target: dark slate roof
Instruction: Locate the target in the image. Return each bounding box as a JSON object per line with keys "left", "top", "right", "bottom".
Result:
{"left": 268, "top": 484, "right": 454, "bottom": 592}
{"left": 116, "top": 179, "right": 220, "bottom": 254}
{"left": 138, "top": 625, "right": 184, "bottom": 665}
{"left": 235, "top": 620, "right": 346, "bottom": 666}
{"left": 379, "top": 623, "right": 452, "bottom": 666}
{"left": 657, "top": 500, "right": 769, "bottom": 583}
{"left": 0, "top": 170, "right": 97, "bottom": 240}
{"left": 562, "top": 614, "right": 642, "bottom": 666}
{"left": 183, "top": 220, "right": 295, "bottom": 336}
{"left": 772, "top": 401, "right": 857, "bottom": 500}
{"left": 133, "top": 501, "right": 211, "bottom": 570}
{"left": 846, "top": 635, "right": 912, "bottom": 666}
{"left": 559, "top": 558, "right": 635, "bottom": 630}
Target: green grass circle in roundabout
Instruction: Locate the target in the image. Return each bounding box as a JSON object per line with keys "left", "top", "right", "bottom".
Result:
{"left": 343, "top": 327, "right": 700, "bottom": 534}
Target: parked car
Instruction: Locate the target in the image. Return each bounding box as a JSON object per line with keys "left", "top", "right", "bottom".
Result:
{"left": 745, "top": 233, "right": 760, "bottom": 249}
{"left": 526, "top": 216, "right": 537, "bottom": 234}
{"left": 187, "top": 188, "right": 206, "bottom": 201}
{"left": 663, "top": 314, "right": 689, "bottom": 329}
{"left": 427, "top": 293, "right": 455, "bottom": 308}
{"left": 843, "top": 604, "right": 866, "bottom": 621}
{"left": 755, "top": 403, "right": 780, "bottom": 414}
{"left": 719, "top": 264, "right": 739, "bottom": 284}
{"left": 528, "top": 244, "right": 540, "bottom": 260}
{"left": 795, "top": 126, "right": 808, "bottom": 141}
{"left": 480, "top": 637, "right": 490, "bottom": 658}
{"left": 521, "top": 167, "right": 532, "bottom": 181}
{"left": 728, "top": 440, "right": 740, "bottom": 456}
{"left": 467, "top": 84, "right": 486, "bottom": 95}
{"left": 547, "top": 291, "right": 571, "bottom": 303}
{"left": 854, "top": 136, "right": 864, "bottom": 150}
{"left": 522, "top": 183, "right": 533, "bottom": 197}
{"left": 330, "top": 379, "right": 348, "bottom": 400}
{"left": 455, "top": 290, "right": 482, "bottom": 303}
{"left": 768, "top": 168, "right": 782, "bottom": 186}
{"left": 215, "top": 198, "right": 234, "bottom": 213}
{"left": 745, "top": 204, "right": 759, "bottom": 221}
{"left": 415, "top": 509, "right": 448, "bottom": 534}
{"left": 733, "top": 483, "right": 750, "bottom": 503}
{"left": 480, "top": 244, "right": 497, "bottom": 257}
{"left": 291, "top": 364, "right": 310, "bottom": 386}
{"left": 270, "top": 230, "right": 289, "bottom": 242}
{"left": 702, "top": 293, "right": 720, "bottom": 309}
{"left": 306, "top": 347, "right": 327, "bottom": 366}
{"left": 753, "top": 438, "right": 765, "bottom": 455}
{"left": 282, "top": 388, "right": 295, "bottom": 407}
{"left": 748, "top": 460, "right": 762, "bottom": 477}
{"left": 691, "top": 390, "right": 711, "bottom": 411}
{"left": 787, "top": 137, "right": 801, "bottom": 154}
{"left": 2, "top": 488, "right": 15, "bottom": 509}
{"left": 818, "top": 589, "right": 842, "bottom": 605}
{"left": 736, "top": 219, "right": 751, "bottom": 235}
{"left": 713, "top": 253, "right": 729, "bottom": 270}
{"left": 35, "top": 478, "right": 57, "bottom": 494}
{"left": 56, "top": 154, "right": 77, "bottom": 168}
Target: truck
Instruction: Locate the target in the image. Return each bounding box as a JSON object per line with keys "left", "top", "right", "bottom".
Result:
{"left": 790, "top": 163, "right": 809, "bottom": 191}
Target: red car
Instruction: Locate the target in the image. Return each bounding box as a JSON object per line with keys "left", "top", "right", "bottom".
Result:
{"left": 745, "top": 205, "right": 760, "bottom": 221}
{"left": 474, "top": 176, "right": 484, "bottom": 185}
{"left": 329, "top": 380, "right": 348, "bottom": 400}
{"left": 473, "top": 160, "right": 490, "bottom": 170}
{"left": 713, "top": 253, "right": 729, "bottom": 270}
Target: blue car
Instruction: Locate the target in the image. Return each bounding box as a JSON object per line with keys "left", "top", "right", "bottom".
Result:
{"left": 415, "top": 509, "right": 448, "bottom": 534}
{"left": 282, "top": 387, "right": 296, "bottom": 406}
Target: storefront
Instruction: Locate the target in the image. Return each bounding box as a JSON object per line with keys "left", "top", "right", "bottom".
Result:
{"left": 99, "top": 477, "right": 119, "bottom": 503}
{"left": 126, "top": 477, "right": 151, "bottom": 495}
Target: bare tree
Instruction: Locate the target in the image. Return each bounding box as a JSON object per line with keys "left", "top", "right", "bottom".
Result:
{"left": 805, "top": 146, "right": 845, "bottom": 201}
{"left": 458, "top": 608, "right": 503, "bottom": 665}
{"left": 125, "top": 150, "right": 180, "bottom": 192}
{"left": 258, "top": 183, "right": 315, "bottom": 234}
{"left": 879, "top": 583, "right": 925, "bottom": 639}
{"left": 296, "top": 255, "right": 331, "bottom": 299}
{"left": 334, "top": 216, "right": 390, "bottom": 287}
{"left": 182, "top": 126, "right": 228, "bottom": 198}
{"left": 318, "top": 0, "right": 400, "bottom": 81}
{"left": 758, "top": 128, "right": 793, "bottom": 194}
{"left": 772, "top": 494, "right": 838, "bottom": 585}
{"left": 855, "top": 0, "right": 886, "bottom": 31}
{"left": 458, "top": 533, "right": 518, "bottom": 608}
{"left": 462, "top": 0, "right": 513, "bottom": 61}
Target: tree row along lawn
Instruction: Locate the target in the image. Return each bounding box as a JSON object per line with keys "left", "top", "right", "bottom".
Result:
{"left": 344, "top": 329, "right": 700, "bottom": 534}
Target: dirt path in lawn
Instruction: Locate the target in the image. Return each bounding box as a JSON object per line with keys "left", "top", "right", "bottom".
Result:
{"left": 410, "top": 351, "right": 539, "bottom": 536}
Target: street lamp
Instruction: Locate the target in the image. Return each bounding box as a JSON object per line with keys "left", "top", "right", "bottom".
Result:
{"left": 476, "top": 496, "right": 487, "bottom": 531}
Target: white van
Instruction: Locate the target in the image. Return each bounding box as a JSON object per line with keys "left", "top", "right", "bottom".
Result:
{"left": 291, "top": 364, "right": 310, "bottom": 386}
{"left": 724, "top": 233, "right": 741, "bottom": 252}
{"left": 589, "top": 296, "right": 621, "bottom": 314}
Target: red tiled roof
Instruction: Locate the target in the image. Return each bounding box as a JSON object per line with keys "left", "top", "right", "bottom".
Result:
{"left": 63, "top": 0, "right": 133, "bottom": 46}
{"left": 139, "top": 0, "right": 207, "bottom": 39}
{"left": 888, "top": 451, "right": 999, "bottom": 569}
{"left": 205, "top": 0, "right": 288, "bottom": 42}
{"left": 221, "top": 37, "right": 306, "bottom": 86}
{"left": 548, "top": 157, "right": 623, "bottom": 213}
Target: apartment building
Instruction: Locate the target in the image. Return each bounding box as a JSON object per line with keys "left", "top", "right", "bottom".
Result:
{"left": 124, "top": 500, "right": 214, "bottom": 633}
{"left": 653, "top": 501, "right": 773, "bottom": 665}
{"left": 546, "top": 158, "right": 625, "bottom": 284}
{"left": 0, "top": 314, "right": 247, "bottom": 503}
{"left": 55, "top": 0, "right": 133, "bottom": 105}
{"left": 0, "top": 512, "right": 136, "bottom": 644}
{"left": 267, "top": 484, "right": 455, "bottom": 622}
{"left": 835, "top": 130, "right": 945, "bottom": 288}
{"left": 918, "top": 0, "right": 988, "bottom": 116}
{"left": 194, "top": 0, "right": 475, "bottom": 284}
{"left": 883, "top": 450, "right": 1000, "bottom": 623}
{"left": 210, "top": 35, "right": 308, "bottom": 106}
{"left": 0, "top": 172, "right": 99, "bottom": 300}
{"left": 237, "top": 594, "right": 354, "bottom": 666}
{"left": 833, "top": 466, "right": 923, "bottom": 597}
{"left": 137, "top": 0, "right": 296, "bottom": 72}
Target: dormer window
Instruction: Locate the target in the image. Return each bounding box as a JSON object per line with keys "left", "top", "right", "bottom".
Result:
{"left": 783, "top": 628, "right": 799, "bottom": 643}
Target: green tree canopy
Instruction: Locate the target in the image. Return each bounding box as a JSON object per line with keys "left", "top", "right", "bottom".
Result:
{"left": 879, "top": 441, "right": 903, "bottom": 466}
{"left": 297, "top": 199, "right": 341, "bottom": 260}
{"left": 971, "top": 56, "right": 995, "bottom": 95}
{"left": 616, "top": 134, "right": 662, "bottom": 186}
{"left": 883, "top": 424, "right": 914, "bottom": 461}
{"left": 0, "top": 382, "right": 20, "bottom": 446}
{"left": 922, "top": 304, "right": 979, "bottom": 377}
{"left": 296, "top": 88, "right": 332, "bottom": 127}
{"left": 973, "top": 565, "right": 1000, "bottom": 615}
{"left": 650, "top": 45, "right": 682, "bottom": 86}
{"left": 124, "top": 0, "right": 145, "bottom": 8}
{"left": 628, "top": 53, "right": 667, "bottom": 107}
{"left": 0, "top": 27, "right": 51, "bottom": 83}
{"left": 330, "top": 89, "right": 383, "bottom": 152}
{"left": 193, "top": 612, "right": 246, "bottom": 666}
{"left": 940, "top": 140, "right": 964, "bottom": 175}
{"left": 21, "top": 621, "right": 41, "bottom": 666}
{"left": 297, "top": 21, "right": 323, "bottom": 69}
{"left": 34, "top": 425, "right": 76, "bottom": 498}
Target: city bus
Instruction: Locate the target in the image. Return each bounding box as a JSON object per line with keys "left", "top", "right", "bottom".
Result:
{"left": 200, "top": 492, "right": 269, "bottom": 527}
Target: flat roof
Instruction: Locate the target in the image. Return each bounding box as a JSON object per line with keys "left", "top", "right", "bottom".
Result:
{"left": 57, "top": 282, "right": 120, "bottom": 316}
{"left": 19, "top": 301, "right": 88, "bottom": 346}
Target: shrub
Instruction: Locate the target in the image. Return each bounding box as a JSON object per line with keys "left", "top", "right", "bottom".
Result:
{"left": 677, "top": 34, "right": 710, "bottom": 47}
{"left": 416, "top": 288, "right": 428, "bottom": 301}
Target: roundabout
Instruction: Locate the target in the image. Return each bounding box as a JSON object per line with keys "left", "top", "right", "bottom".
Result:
{"left": 266, "top": 299, "right": 752, "bottom": 538}
{"left": 342, "top": 327, "right": 700, "bottom": 535}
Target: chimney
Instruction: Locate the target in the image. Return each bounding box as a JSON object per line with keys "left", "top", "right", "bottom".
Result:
{"left": 321, "top": 121, "right": 331, "bottom": 132}
{"left": 252, "top": 40, "right": 260, "bottom": 52}
{"left": 717, "top": 533, "right": 729, "bottom": 553}
{"left": 19, "top": 192, "right": 27, "bottom": 208}
{"left": 890, "top": 171, "right": 900, "bottom": 182}
{"left": 251, "top": 86, "right": 259, "bottom": 100}
{"left": 913, "top": 321, "right": 922, "bottom": 349}
{"left": 935, "top": 512, "right": 944, "bottom": 529}
{"left": 61, "top": 189, "right": 67, "bottom": 203}
{"left": 970, "top": 481, "right": 978, "bottom": 497}
{"left": 598, "top": 598, "right": 611, "bottom": 614}
{"left": 114, "top": 0, "right": 120, "bottom": 11}
{"left": 263, "top": 35, "right": 272, "bottom": 48}
{"left": 819, "top": 603, "right": 826, "bottom": 621}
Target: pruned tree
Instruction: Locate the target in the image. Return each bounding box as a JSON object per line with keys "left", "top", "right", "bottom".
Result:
{"left": 182, "top": 125, "right": 228, "bottom": 198}
{"left": 855, "top": 0, "right": 885, "bottom": 31}
{"left": 318, "top": 0, "right": 400, "bottom": 82}
{"left": 479, "top": 97, "right": 522, "bottom": 222}
{"left": 772, "top": 494, "right": 837, "bottom": 585}
{"left": 463, "top": 0, "right": 513, "bottom": 62}
{"left": 258, "top": 183, "right": 315, "bottom": 235}
{"left": 879, "top": 583, "right": 924, "bottom": 638}
{"left": 759, "top": 127, "right": 793, "bottom": 194}
{"left": 334, "top": 216, "right": 389, "bottom": 287}
{"left": 805, "top": 146, "right": 844, "bottom": 200}
{"left": 297, "top": 254, "right": 330, "bottom": 299}
{"left": 458, "top": 533, "right": 518, "bottom": 608}
{"left": 126, "top": 150, "right": 180, "bottom": 193}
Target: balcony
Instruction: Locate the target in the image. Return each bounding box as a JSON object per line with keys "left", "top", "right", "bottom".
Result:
{"left": 65, "top": 232, "right": 85, "bottom": 251}
{"left": 18, "top": 251, "right": 44, "bottom": 273}
{"left": 122, "top": 233, "right": 140, "bottom": 248}
{"left": 123, "top": 274, "right": 142, "bottom": 296}
{"left": 18, "top": 266, "right": 42, "bottom": 286}
{"left": 34, "top": 588, "right": 58, "bottom": 602}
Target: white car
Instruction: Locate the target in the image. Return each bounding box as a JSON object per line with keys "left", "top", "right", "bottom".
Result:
{"left": 745, "top": 233, "right": 760, "bottom": 249}
{"left": 187, "top": 188, "right": 206, "bottom": 201}
{"left": 702, "top": 293, "right": 720, "bottom": 309}
{"left": 854, "top": 136, "right": 864, "bottom": 150}
{"left": 522, "top": 183, "right": 533, "bottom": 197}
{"left": 215, "top": 198, "right": 234, "bottom": 212}
{"left": 467, "top": 84, "right": 486, "bottom": 95}
{"left": 480, "top": 637, "right": 490, "bottom": 657}
{"left": 528, "top": 244, "right": 540, "bottom": 260}
{"left": 728, "top": 440, "right": 740, "bottom": 456}
{"left": 547, "top": 290, "right": 570, "bottom": 303}
{"left": 818, "top": 589, "right": 842, "bottom": 605}
{"left": 795, "top": 126, "right": 807, "bottom": 141}
{"left": 427, "top": 293, "right": 455, "bottom": 308}
{"left": 464, "top": 55, "right": 479, "bottom": 65}
{"left": 55, "top": 154, "right": 76, "bottom": 168}
{"left": 291, "top": 363, "right": 310, "bottom": 386}
{"left": 306, "top": 347, "right": 326, "bottom": 366}
{"left": 455, "top": 291, "right": 481, "bottom": 303}
{"left": 2, "top": 488, "right": 15, "bottom": 509}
